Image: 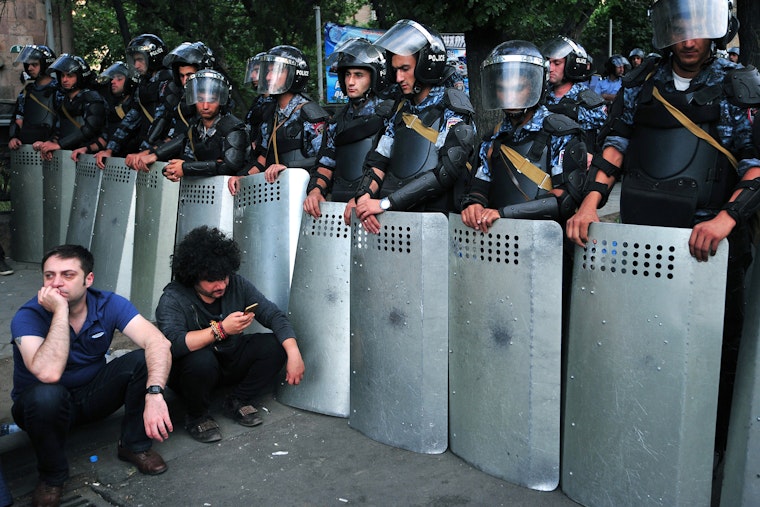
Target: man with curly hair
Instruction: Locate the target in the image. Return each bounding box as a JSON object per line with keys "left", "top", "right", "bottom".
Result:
{"left": 155, "top": 226, "right": 304, "bottom": 443}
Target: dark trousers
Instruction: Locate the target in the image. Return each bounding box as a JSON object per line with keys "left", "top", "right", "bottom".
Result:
{"left": 170, "top": 333, "right": 287, "bottom": 419}
{"left": 11, "top": 350, "right": 151, "bottom": 486}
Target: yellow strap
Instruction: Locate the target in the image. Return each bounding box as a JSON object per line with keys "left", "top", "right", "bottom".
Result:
{"left": 188, "top": 126, "right": 195, "bottom": 155}
{"left": 499, "top": 145, "right": 553, "bottom": 191}
{"left": 178, "top": 102, "right": 189, "bottom": 128}
{"left": 270, "top": 103, "right": 303, "bottom": 166}
{"left": 115, "top": 103, "right": 126, "bottom": 119}
{"left": 401, "top": 112, "right": 439, "bottom": 144}
{"left": 26, "top": 91, "right": 57, "bottom": 117}
{"left": 60, "top": 103, "right": 82, "bottom": 129}
{"left": 139, "top": 98, "right": 154, "bottom": 124}
{"left": 651, "top": 86, "right": 738, "bottom": 169}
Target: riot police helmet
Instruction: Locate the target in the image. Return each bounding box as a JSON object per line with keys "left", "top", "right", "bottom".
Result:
{"left": 650, "top": 0, "right": 734, "bottom": 50}
{"left": 98, "top": 61, "right": 140, "bottom": 95}
{"left": 629, "top": 48, "right": 646, "bottom": 59}
{"left": 326, "top": 37, "right": 388, "bottom": 97}
{"left": 373, "top": 19, "right": 447, "bottom": 85}
{"left": 13, "top": 45, "right": 57, "bottom": 75}
{"left": 164, "top": 41, "right": 216, "bottom": 87}
{"left": 480, "top": 40, "right": 548, "bottom": 111}
{"left": 47, "top": 54, "right": 94, "bottom": 90}
{"left": 541, "top": 36, "right": 592, "bottom": 82}
{"left": 244, "top": 52, "right": 267, "bottom": 88}
{"left": 258, "top": 45, "right": 310, "bottom": 95}
{"left": 126, "top": 33, "right": 167, "bottom": 73}
{"left": 185, "top": 69, "right": 231, "bottom": 107}
{"left": 727, "top": 46, "right": 740, "bottom": 57}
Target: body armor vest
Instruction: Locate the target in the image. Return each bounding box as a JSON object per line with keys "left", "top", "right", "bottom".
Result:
{"left": 19, "top": 83, "right": 56, "bottom": 143}
{"left": 58, "top": 94, "right": 87, "bottom": 141}
{"left": 265, "top": 114, "right": 313, "bottom": 168}
{"left": 621, "top": 82, "right": 735, "bottom": 227}
{"left": 332, "top": 109, "right": 385, "bottom": 201}
{"left": 189, "top": 115, "right": 240, "bottom": 162}
{"left": 381, "top": 104, "right": 441, "bottom": 196}
{"left": 489, "top": 132, "right": 551, "bottom": 208}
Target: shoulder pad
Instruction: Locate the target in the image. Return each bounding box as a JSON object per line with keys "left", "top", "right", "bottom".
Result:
{"left": 375, "top": 98, "right": 397, "bottom": 119}
{"left": 543, "top": 113, "right": 582, "bottom": 136}
{"left": 300, "top": 101, "right": 330, "bottom": 123}
{"left": 724, "top": 65, "right": 760, "bottom": 108}
{"left": 577, "top": 88, "right": 605, "bottom": 109}
{"left": 156, "top": 69, "right": 173, "bottom": 83}
{"left": 81, "top": 89, "right": 104, "bottom": 102}
{"left": 444, "top": 88, "right": 475, "bottom": 116}
{"left": 622, "top": 56, "right": 658, "bottom": 88}
{"left": 217, "top": 113, "right": 245, "bottom": 133}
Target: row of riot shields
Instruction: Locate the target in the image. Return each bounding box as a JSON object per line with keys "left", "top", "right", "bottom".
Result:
{"left": 10, "top": 146, "right": 757, "bottom": 505}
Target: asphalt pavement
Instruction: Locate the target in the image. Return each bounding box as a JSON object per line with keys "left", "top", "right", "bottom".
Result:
{"left": 0, "top": 187, "right": 621, "bottom": 506}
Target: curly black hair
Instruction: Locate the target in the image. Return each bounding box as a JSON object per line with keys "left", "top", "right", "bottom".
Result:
{"left": 172, "top": 226, "right": 241, "bottom": 287}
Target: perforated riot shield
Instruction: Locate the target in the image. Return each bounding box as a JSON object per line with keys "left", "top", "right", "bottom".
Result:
{"left": 66, "top": 154, "right": 103, "bottom": 249}
{"left": 721, "top": 255, "right": 760, "bottom": 506}
{"left": 89, "top": 158, "right": 136, "bottom": 296}
{"left": 233, "top": 169, "right": 308, "bottom": 317}
{"left": 276, "top": 202, "right": 352, "bottom": 416}
{"left": 449, "top": 216, "right": 563, "bottom": 490}
{"left": 10, "top": 145, "right": 43, "bottom": 261}
{"left": 42, "top": 150, "right": 76, "bottom": 252}
{"left": 175, "top": 176, "right": 234, "bottom": 246}
{"left": 562, "top": 222, "right": 727, "bottom": 507}
{"left": 349, "top": 211, "right": 449, "bottom": 454}
{"left": 130, "top": 162, "right": 179, "bottom": 320}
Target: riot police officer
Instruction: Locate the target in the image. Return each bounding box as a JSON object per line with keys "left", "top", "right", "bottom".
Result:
{"left": 228, "top": 45, "right": 328, "bottom": 195}
{"left": 628, "top": 47, "right": 646, "bottom": 68}
{"left": 303, "top": 37, "right": 393, "bottom": 218}
{"left": 33, "top": 54, "right": 106, "bottom": 160}
{"left": 153, "top": 70, "right": 249, "bottom": 180}
{"left": 126, "top": 41, "right": 218, "bottom": 172}
{"left": 566, "top": 0, "right": 760, "bottom": 458}
{"left": 542, "top": 36, "right": 606, "bottom": 151}
{"left": 460, "top": 40, "right": 587, "bottom": 231}
{"left": 8, "top": 44, "right": 57, "bottom": 149}
{"left": 350, "top": 19, "right": 477, "bottom": 233}
{"left": 94, "top": 33, "right": 171, "bottom": 169}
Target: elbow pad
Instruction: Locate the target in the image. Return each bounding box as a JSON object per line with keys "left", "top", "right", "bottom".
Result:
{"left": 723, "top": 177, "right": 760, "bottom": 224}
{"left": 182, "top": 160, "right": 219, "bottom": 177}
{"left": 154, "top": 135, "right": 185, "bottom": 161}
{"left": 499, "top": 195, "right": 559, "bottom": 221}
{"left": 220, "top": 129, "right": 250, "bottom": 175}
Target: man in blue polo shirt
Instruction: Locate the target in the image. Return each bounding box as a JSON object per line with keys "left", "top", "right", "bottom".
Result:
{"left": 10, "top": 244, "right": 173, "bottom": 507}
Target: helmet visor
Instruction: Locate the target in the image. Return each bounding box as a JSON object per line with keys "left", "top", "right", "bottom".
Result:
{"left": 98, "top": 62, "right": 130, "bottom": 84}
{"left": 244, "top": 56, "right": 262, "bottom": 85}
{"left": 651, "top": 0, "right": 729, "bottom": 49}
{"left": 14, "top": 46, "right": 43, "bottom": 65}
{"left": 373, "top": 20, "right": 432, "bottom": 56}
{"left": 185, "top": 74, "right": 229, "bottom": 105}
{"left": 327, "top": 38, "right": 383, "bottom": 66}
{"left": 481, "top": 55, "right": 545, "bottom": 110}
{"left": 258, "top": 56, "right": 294, "bottom": 95}
{"left": 541, "top": 38, "right": 573, "bottom": 60}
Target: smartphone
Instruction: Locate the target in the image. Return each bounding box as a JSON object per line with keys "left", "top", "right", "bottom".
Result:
{"left": 244, "top": 303, "right": 259, "bottom": 314}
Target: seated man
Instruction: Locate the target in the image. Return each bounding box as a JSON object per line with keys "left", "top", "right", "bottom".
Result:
{"left": 155, "top": 226, "right": 304, "bottom": 443}
{"left": 10, "top": 245, "right": 173, "bottom": 507}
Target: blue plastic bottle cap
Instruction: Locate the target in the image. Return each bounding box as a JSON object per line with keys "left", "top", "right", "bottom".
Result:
{"left": 89, "top": 455, "right": 98, "bottom": 463}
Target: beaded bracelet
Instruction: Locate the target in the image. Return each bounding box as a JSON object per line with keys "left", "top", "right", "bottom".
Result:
{"left": 210, "top": 320, "right": 227, "bottom": 342}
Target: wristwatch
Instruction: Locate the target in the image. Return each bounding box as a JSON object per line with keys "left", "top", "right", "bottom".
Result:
{"left": 145, "top": 385, "right": 165, "bottom": 395}
{"left": 380, "top": 197, "right": 392, "bottom": 211}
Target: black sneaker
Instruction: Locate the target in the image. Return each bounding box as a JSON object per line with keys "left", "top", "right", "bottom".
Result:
{"left": 224, "top": 397, "right": 263, "bottom": 427}
{"left": 184, "top": 414, "right": 222, "bottom": 443}
{"left": 0, "top": 258, "right": 13, "bottom": 276}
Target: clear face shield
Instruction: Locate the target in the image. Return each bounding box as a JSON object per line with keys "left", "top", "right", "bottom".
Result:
{"left": 541, "top": 38, "right": 573, "bottom": 60}
{"left": 97, "top": 62, "right": 130, "bottom": 84}
{"left": 258, "top": 56, "right": 294, "bottom": 95}
{"left": 650, "top": 0, "right": 728, "bottom": 49}
{"left": 480, "top": 55, "right": 546, "bottom": 111}
{"left": 13, "top": 46, "right": 44, "bottom": 65}
{"left": 244, "top": 56, "right": 262, "bottom": 85}
{"left": 372, "top": 19, "right": 432, "bottom": 56}
{"left": 327, "top": 38, "right": 383, "bottom": 67}
{"left": 185, "top": 74, "right": 229, "bottom": 106}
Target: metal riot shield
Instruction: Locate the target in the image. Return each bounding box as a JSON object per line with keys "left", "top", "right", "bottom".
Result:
{"left": 721, "top": 255, "right": 760, "bottom": 506}
{"left": 66, "top": 154, "right": 103, "bottom": 249}
{"left": 233, "top": 169, "right": 309, "bottom": 317}
{"left": 562, "top": 222, "right": 727, "bottom": 507}
{"left": 175, "top": 176, "right": 234, "bottom": 246}
{"left": 448, "top": 216, "right": 563, "bottom": 490}
{"left": 9, "top": 145, "right": 43, "bottom": 261}
{"left": 130, "top": 163, "right": 179, "bottom": 320}
{"left": 349, "top": 211, "right": 449, "bottom": 454}
{"left": 276, "top": 202, "right": 352, "bottom": 416}
{"left": 42, "top": 150, "right": 76, "bottom": 252}
{"left": 89, "top": 158, "right": 136, "bottom": 296}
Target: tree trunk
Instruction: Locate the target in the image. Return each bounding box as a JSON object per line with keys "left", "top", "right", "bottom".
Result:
{"left": 737, "top": 0, "right": 760, "bottom": 68}
{"left": 110, "top": 0, "right": 132, "bottom": 49}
